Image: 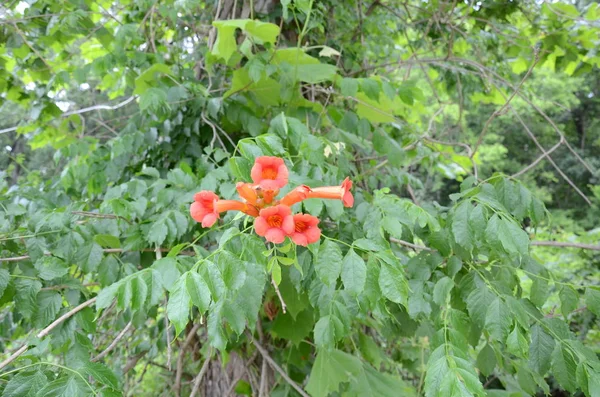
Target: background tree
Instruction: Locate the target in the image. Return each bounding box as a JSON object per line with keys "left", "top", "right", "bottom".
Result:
{"left": 1, "top": 0, "right": 600, "bottom": 396}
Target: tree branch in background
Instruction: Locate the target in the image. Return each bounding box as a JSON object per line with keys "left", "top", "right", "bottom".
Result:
{"left": 471, "top": 50, "right": 539, "bottom": 158}
{"left": 175, "top": 323, "right": 201, "bottom": 397}
{"left": 91, "top": 321, "right": 134, "bottom": 362}
{"left": 250, "top": 337, "right": 310, "bottom": 397}
{"left": 0, "top": 297, "right": 97, "bottom": 370}
{"left": 189, "top": 348, "right": 213, "bottom": 397}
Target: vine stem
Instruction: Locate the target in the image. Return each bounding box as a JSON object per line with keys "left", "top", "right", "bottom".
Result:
{"left": 0, "top": 297, "right": 97, "bottom": 371}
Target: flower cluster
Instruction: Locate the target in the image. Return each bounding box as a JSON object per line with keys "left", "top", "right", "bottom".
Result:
{"left": 190, "top": 156, "right": 353, "bottom": 246}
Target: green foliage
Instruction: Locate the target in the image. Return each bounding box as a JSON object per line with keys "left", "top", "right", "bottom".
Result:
{"left": 1, "top": 0, "right": 600, "bottom": 396}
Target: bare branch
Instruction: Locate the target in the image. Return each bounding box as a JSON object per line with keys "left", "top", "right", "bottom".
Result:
{"left": 271, "top": 277, "right": 287, "bottom": 314}
{"left": 0, "top": 297, "right": 97, "bottom": 370}
{"left": 390, "top": 238, "right": 435, "bottom": 251}
{"left": 471, "top": 50, "right": 539, "bottom": 157}
{"left": 175, "top": 323, "right": 201, "bottom": 397}
{"left": 250, "top": 337, "right": 310, "bottom": 397}
{"left": 189, "top": 348, "right": 213, "bottom": 397}
{"left": 512, "top": 138, "right": 564, "bottom": 178}
{"left": 92, "top": 321, "right": 133, "bottom": 362}
{"left": 531, "top": 241, "right": 600, "bottom": 251}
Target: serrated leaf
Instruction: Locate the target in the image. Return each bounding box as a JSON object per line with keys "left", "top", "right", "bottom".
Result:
{"left": 82, "top": 362, "right": 120, "bottom": 390}
{"left": 306, "top": 349, "right": 363, "bottom": 397}
{"left": 15, "top": 278, "right": 42, "bottom": 320}
{"left": 94, "top": 234, "right": 121, "bottom": 248}
{"left": 147, "top": 219, "right": 168, "bottom": 245}
{"left": 34, "top": 256, "right": 69, "bottom": 280}
{"left": 76, "top": 242, "right": 103, "bottom": 273}
{"left": 3, "top": 370, "right": 47, "bottom": 397}
{"left": 433, "top": 277, "right": 454, "bottom": 305}
{"left": 341, "top": 249, "right": 366, "bottom": 295}
{"left": 485, "top": 297, "right": 511, "bottom": 341}
{"left": 35, "top": 376, "right": 87, "bottom": 397}
{"left": 167, "top": 276, "right": 191, "bottom": 336}
{"left": 0, "top": 268, "right": 9, "bottom": 297}
{"left": 186, "top": 271, "right": 211, "bottom": 313}
{"left": 35, "top": 291, "right": 62, "bottom": 328}
{"left": 529, "top": 324, "right": 555, "bottom": 375}
{"left": 551, "top": 345, "right": 577, "bottom": 393}
{"left": 452, "top": 201, "right": 473, "bottom": 252}
{"left": 559, "top": 286, "right": 579, "bottom": 317}
{"left": 476, "top": 343, "right": 496, "bottom": 377}
{"left": 585, "top": 287, "right": 600, "bottom": 316}
{"left": 466, "top": 286, "right": 495, "bottom": 328}
{"left": 314, "top": 240, "right": 342, "bottom": 286}
{"left": 378, "top": 261, "right": 408, "bottom": 305}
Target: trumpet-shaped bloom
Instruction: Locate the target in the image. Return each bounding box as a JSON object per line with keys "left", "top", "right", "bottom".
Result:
{"left": 280, "top": 185, "right": 312, "bottom": 207}
{"left": 251, "top": 156, "right": 288, "bottom": 190}
{"left": 236, "top": 182, "right": 259, "bottom": 205}
{"left": 191, "top": 191, "right": 257, "bottom": 228}
{"left": 254, "top": 205, "right": 294, "bottom": 244}
{"left": 290, "top": 214, "right": 321, "bottom": 246}
{"left": 306, "top": 177, "right": 354, "bottom": 208}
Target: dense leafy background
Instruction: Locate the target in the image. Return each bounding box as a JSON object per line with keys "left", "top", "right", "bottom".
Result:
{"left": 1, "top": 0, "right": 600, "bottom": 396}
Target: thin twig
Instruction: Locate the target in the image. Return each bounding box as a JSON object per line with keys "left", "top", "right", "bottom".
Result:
{"left": 0, "top": 247, "right": 194, "bottom": 263}
{"left": 471, "top": 50, "right": 539, "bottom": 157}
{"left": 531, "top": 241, "right": 600, "bottom": 251}
{"left": 0, "top": 297, "right": 97, "bottom": 370}
{"left": 512, "top": 138, "right": 563, "bottom": 178}
{"left": 250, "top": 338, "right": 310, "bottom": 397}
{"left": 390, "top": 238, "right": 435, "bottom": 251}
{"left": 175, "top": 323, "right": 201, "bottom": 397}
{"left": 0, "top": 96, "right": 136, "bottom": 135}
{"left": 271, "top": 277, "right": 287, "bottom": 314}
{"left": 91, "top": 321, "right": 133, "bottom": 362}
{"left": 189, "top": 348, "right": 213, "bottom": 397}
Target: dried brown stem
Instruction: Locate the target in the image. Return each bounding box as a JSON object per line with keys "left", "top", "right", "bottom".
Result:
{"left": 175, "top": 323, "right": 201, "bottom": 397}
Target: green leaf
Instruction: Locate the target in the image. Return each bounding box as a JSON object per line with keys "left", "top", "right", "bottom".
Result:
{"left": 306, "top": 349, "right": 363, "bottom": 397}
{"left": 485, "top": 297, "right": 512, "bottom": 341}
{"left": 433, "top": 277, "right": 454, "bottom": 306}
{"left": 314, "top": 240, "right": 342, "bottom": 286}
{"left": 466, "top": 286, "right": 495, "bottom": 328}
{"left": 211, "top": 22, "right": 240, "bottom": 62}
{"left": 96, "top": 282, "right": 120, "bottom": 311}
{"left": 314, "top": 315, "right": 341, "bottom": 349}
{"left": 130, "top": 276, "right": 148, "bottom": 310}
{"left": 530, "top": 276, "right": 549, "bottom": 307}
{"left": 2, "top": 370, "right": 47, "bottom": 397}
{"left": 0, "top": 268, "right": 9, "bottom": 297}
{"left": 476, "top": 343, "right": 496, "bottom": 377}
{"left": 147, "top": 219, "right": 168, "bottom": 246}
{"left": 35, "top": 291, "right": 62, "bottom": 328}
{"left": 340, "top": 78, "right": 359, "bottom": 97}
{"left": 15, "top": 278, "right": 42, "bottom": 320}
{"left": 152, "top": 258, "right": 180, "bottom": 291}
{"left": 82, "top": 362, "right": 120, "bottom": 390}
{"left": 529, "top": 324, "right": 555, "bottom": 375}
{"left": 186, "top": 271, "right": 211, "bottom": 313}
{"left": 244, "top": 20, "right": 280, "bottom": 43}
{"left": 36, "top": 376, "right": 87, "bottom": 397}
{"left": 271, "top": 309, "right": 313, "bottom": 346}
{"left": 551, "top": 345, "right": 577, "bottom": 393}
{"left": 94, "top": 234, "right": 121, "bottom": 248}
{"left": 452, "top": 201, "right": 473, "bottom": 252}
{"left": 76, "top": 242, "right": 103, "bottom": 273}
{"left": 167, "top": 276, "right": 191, "bottom": 336}
{"left": 559, "top": 286, "right": 579, "bottom": 317}
{"left": 341, "top": 248, "right": 367, "bottom": 295}
{"left": 35, "top": 256, "right": 69, "bottom": 280}
{"left": 496, "top": 216, "right": 529, "bottom": 256}
{"left": 585, "top": 287, "right": 600, "bottom": 316}
{"left": 379, "top": 261, "right": 408, "bottom": 305}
